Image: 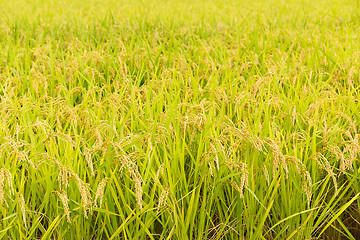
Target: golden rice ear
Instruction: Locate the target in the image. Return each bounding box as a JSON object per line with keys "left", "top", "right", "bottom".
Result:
{"left": 56, "top": 190, "right": 71, "bottom": 223}
{"left": 55, "top": 132, "right": 77, "bottom": 149}
{"left": 18, "top": 193, "right": 27, "bottom": 229}
{"left": 134, "top": 177, "right": 143, "bottom": 210}
{"left": 84, "top": 147, "right": 94, "bottom": 176}
{"left": 226, "top": 161, "right": 248, "bottom": 199}
{"left": 342, "top": 131, "right": 360, "bottom": 172}
{"left": 302, "top": 170, "right": 312, "bottom": 208}
{"left": 209, "top": 143, "right": 219, "bottom": 171}
{"left": 117, "top": 154, "right": 143, "bottom": 209}
{"left": 71, "top": 172, "right": 92, "bottom": 217}
{"left": 157, "top": 188, "right": 170, "bottom": 215}
{"left": 327, "top": 145, "right": 347, "bottom": 173}
{"left": 154, "top": 164, "right": 164, "bottom": 184}
{"left": 55, "top": 162, "right": 71, "bottom": 190}
{"left": 91, "top": 129, "right": 104, "bottom": 152}
{"left": 94, "top": 177, "right": 109, "bottom": 208}
{"left": 0, "top": 168, "right": 13, "bottom": 207}
{"left": 262, "top": 165, "right": 270, "bottom": 187}
{"left": 208, "top": 160, "right": 215, "bottom": 177}
{"left": 316, "top": 153, "right": 338, "bottom": 195}
{"left": 239, "top": 163, "right": 248, "bottom": 198}
{"left": 265, "top": 138, "right": 289, "bottom": 179}
{"left": 147, "top": 134, "right": 153, "bottom": 164}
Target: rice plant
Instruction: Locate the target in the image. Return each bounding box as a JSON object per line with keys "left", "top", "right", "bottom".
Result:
{"left": 0, "top": 0, "right": 360, "bottom": 239}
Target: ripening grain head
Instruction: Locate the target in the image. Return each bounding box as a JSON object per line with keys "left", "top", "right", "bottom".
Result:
{"left": 94, "top": 177, "right": 109, "bottom": 208}
{"left": 56, "top": 190, "right": 71, "bottom": 223}
{"left": 18, "top": 193, "right": 27, "bottom": 229}
{"left": 0, "top": 168, "right": 13, "bottom": 207}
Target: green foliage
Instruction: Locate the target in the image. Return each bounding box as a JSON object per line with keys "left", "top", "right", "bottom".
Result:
{"left": 0, "top": 0, "right": 360, "bottom": 238}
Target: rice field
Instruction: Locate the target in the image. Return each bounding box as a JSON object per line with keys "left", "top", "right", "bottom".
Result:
{"left": 1, "top": 0, "right": 360, "bottom": 239}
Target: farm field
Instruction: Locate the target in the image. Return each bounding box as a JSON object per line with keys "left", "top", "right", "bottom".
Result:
{"left": 0, "top": 0, "right": 360, "bottom": 239}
